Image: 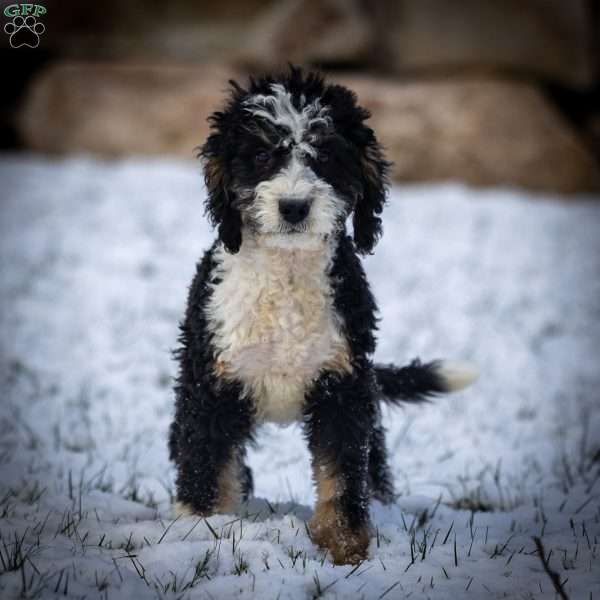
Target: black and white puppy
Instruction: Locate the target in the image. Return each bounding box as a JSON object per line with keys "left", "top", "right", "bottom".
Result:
{"left": 169, "top": 67, "right": 477, "bottom": 564}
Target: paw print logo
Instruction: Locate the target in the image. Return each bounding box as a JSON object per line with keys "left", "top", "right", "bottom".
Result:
{"left": 4, "top": 15, "right": 45, "bottom": 48}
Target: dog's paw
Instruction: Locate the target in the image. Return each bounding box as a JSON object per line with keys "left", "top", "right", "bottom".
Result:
{"left": 309, "top": 502, "right": 370, "bottom": 565}
{"left": 174, "top": 501, "right": 201, "bottom": 517}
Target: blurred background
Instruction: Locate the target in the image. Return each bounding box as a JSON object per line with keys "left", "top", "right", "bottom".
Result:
{"left": 2, "top": 0, "right": 600, "bottom": 193}
{"left": 1, "top": 4, "right": 600, "bottom": 597}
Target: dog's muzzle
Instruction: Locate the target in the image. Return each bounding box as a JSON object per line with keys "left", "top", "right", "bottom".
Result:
{"left": 278, "top": 198, "right": 312, "bottom": 225}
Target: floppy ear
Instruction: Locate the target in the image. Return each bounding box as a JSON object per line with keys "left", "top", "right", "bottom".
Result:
{"left": 201, "top": 120, "right": 242, "bottom": 254}
{"left": 353, "top": 131, "right": 390, "bottom": 255}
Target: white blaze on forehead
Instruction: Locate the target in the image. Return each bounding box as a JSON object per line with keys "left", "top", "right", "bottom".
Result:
{"left": 243, "top": 83, "right": 331, "bottom": 156}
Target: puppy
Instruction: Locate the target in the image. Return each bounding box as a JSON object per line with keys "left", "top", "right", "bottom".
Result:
{"left": 169, "top": 66, "right": 476, "bottom": 564}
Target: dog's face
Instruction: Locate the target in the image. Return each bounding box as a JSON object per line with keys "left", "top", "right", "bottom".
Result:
{"left": 201, "top": 67, "right": 390, "bottom": 254}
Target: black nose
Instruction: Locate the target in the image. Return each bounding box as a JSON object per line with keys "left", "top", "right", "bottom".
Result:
{"left": 278, "top": 198, "right": 311, "bottom": 225}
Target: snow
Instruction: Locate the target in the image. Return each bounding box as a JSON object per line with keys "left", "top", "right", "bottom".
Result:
{"left": 1, "top": 155, "right": 599, "bottom": 599}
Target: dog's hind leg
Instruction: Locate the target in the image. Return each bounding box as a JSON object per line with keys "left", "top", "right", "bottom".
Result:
{"left": 368, "top": 412, "right": 395, "bottom": 504}
{"left": 303, "top": 370, "right": 376, "bottom": 565}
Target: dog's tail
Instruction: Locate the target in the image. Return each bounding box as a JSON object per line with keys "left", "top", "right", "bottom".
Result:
{"left": 374, "top": 359, "right": 478, "bottom": 405}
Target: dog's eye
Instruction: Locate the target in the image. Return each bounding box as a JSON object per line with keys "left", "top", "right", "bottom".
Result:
{"left": 318, "top": 149, "right": 330, "bottom": 163}
{"left": 255, "top": 150, "right": 270, "bottom": 165}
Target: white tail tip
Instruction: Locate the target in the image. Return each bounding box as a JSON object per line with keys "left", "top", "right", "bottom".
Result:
{"left": 436, "top": 360, "right": 479, "bottom": 392}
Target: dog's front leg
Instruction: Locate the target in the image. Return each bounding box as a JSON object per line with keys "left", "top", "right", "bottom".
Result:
{"left": 170, "top": 381, "right": 254, "bottom": 517}
{"left": 304, "top": 370, "right": 375, "bottom": 564}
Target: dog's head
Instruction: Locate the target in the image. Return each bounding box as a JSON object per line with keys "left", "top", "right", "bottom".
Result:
{"left": 201, "top": 66, "right": 390, "bottom": 254}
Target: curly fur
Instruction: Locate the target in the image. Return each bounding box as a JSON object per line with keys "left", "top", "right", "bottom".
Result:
{"left": 169, "top": 66, "right": 477, "bottom": 564}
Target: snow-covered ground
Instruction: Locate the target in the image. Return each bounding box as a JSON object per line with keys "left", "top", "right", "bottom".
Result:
{"left": 1, "top": 155, "right": 599, "bottom": 599}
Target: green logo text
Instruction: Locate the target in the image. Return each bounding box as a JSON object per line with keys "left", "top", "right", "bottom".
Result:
{"left": 4, "top": 4, "right": 46, "bottom": 18}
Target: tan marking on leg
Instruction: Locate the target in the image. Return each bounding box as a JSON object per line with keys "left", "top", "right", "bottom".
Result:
{"left": 214, "top": 454, "right": 242, "bottom": 514}
{"left": 173, "top": 454, "right": 242, "bottom": 517}
{"left": 308, "top": 463, "right": 370, "bottom": 565}
{"left": 174, "top": 501, "right": 195, "bottom": 517}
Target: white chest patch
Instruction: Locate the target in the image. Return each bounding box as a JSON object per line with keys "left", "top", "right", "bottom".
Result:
{"left": 207, "top": 237, "right": 351, "bottom": 423}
